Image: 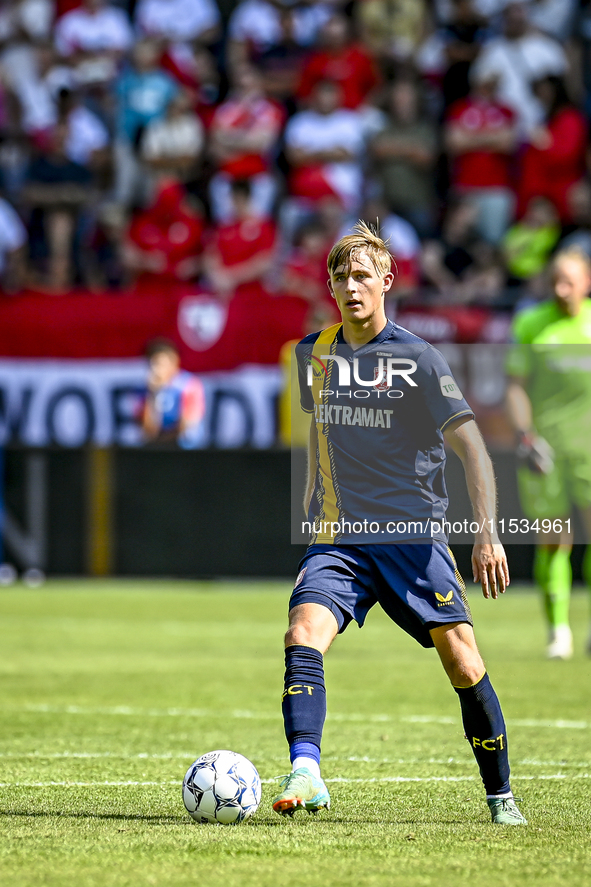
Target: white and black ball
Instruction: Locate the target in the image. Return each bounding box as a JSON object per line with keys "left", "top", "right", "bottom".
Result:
{"left": 182, "top": 750, "right": 261, "bottom": 824}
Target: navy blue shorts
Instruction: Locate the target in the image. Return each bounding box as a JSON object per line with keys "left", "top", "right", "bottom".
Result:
{"left": 290, "top": 543, "right": 472, "bottom": 649}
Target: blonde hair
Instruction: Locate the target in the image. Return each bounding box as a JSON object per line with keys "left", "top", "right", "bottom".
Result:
{"left": 327, "top": 220, "right": 394, "bottom": 278}
{"left": 552, "top": 245, "right": 591, "bottom": 274}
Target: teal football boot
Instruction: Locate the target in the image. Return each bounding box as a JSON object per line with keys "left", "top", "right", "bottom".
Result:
{"left": 272, "top": 768, "right": 331, "bottom": 816}
{"left": 487, "top": 797, "right": 527, "bottom": 825}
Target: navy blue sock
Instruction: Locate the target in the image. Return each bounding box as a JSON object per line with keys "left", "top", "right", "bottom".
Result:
{"left": 290, "top": 741, "right": 321, "bottom": 766}
{"left": 282, "top": 644, "right": 326, "bottom": 753}
{"left": 454, "top": 673, "right": 511, "bottom": 795}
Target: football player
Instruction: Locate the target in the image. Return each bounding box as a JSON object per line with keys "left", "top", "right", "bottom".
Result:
{"left": 273, "top": 222, "right": 526, "bottom": 825}
{"left": 506, "top": 246, "right": 591, "bottom": 659}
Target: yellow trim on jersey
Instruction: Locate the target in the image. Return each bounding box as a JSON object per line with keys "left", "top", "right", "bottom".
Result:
{"left": 440, "top": 409, "right": 473, "bottom": 433}
{"left": 446, "top": 544, "right": 471, "bottom": 622}
{"left": 310, "top": 324, "right": 342, "bottom": 544}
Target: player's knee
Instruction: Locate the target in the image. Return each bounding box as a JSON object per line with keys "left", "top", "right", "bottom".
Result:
{"left": 284, "top": 625, "right": 300, "bottom": 647}
{"left": 285, "top": 603, "right": 339, "bottom": 652}
{"left": 285, "top": 622, "right": 314, "bottom": 648}
{"left": 437, "top": 638, "right": 484, "bottom": 686}
{"left": 284, "top": 619, "right": 335, "bottom": 652}
{"left": 447, "top": 654, "right": 485, "bottom": 688}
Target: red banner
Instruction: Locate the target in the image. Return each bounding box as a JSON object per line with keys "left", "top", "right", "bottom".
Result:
{"left": 0, "top": 284, "right": 510, "bottom": 370}
{"left": 0, "top": 282, "right": 308, "bottom": 372}
{"left": 395, "top": 305, "right": 512, "bottom": 345}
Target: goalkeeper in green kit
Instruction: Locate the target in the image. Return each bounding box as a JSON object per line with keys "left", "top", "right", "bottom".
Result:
{"left": 506, "top": 247, "right": 591, "bottom": 659}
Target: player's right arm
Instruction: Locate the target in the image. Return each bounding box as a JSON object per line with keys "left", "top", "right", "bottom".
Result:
{"left": 505, "top": 376, "right": 554, "bottom": 474}
{"left": 505, "top": 304, "right": 557, "bottom": 474}
{"left": 505, "top": 376, "right": 533, "bottom": 436}
{"left": 444, "top": 417, "right": 510, "bottom": 600}
{"left": 304, "top": 417, "right": 318, "bottom": 514}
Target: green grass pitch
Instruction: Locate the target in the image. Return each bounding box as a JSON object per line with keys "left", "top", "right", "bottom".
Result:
{"left": 1, "top": 579, "right": 591, "bottom": 887}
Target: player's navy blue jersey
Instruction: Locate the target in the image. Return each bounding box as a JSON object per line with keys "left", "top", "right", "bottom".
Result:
{"left": 296, "top": 320, "right": 474, "bottom": 544}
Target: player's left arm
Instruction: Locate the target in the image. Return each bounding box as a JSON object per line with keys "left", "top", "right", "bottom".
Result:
{"left": 443, "top": 416, "right": 510, "bottom": 600}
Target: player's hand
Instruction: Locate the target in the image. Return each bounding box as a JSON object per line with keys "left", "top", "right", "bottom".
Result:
{"left": 517, "top": 431, "right": 554, "bottom": 475}
{"left": 472, "top": 542, "right": 510, "bottom": 600}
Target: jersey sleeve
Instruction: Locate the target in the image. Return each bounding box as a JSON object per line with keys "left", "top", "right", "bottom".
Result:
{"left": 416, "top": 346, "right": 474, "bottom": 432}
{"left": 295, "top": 338, "right": 315, "bottom": 414}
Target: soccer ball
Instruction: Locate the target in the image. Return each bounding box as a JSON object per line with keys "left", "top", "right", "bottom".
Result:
{"left": 182, "top": 750, "right": 261, "bottom": 824}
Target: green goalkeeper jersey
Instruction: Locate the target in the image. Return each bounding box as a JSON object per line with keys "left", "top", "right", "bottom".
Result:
{"left": 506, "top": 299, "right": 591, "bottom": 453}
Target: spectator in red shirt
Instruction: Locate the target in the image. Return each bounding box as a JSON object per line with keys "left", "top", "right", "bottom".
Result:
{"left": 297, "top": 14, "right": 380, "bottom": 110}
{"left": 203, "top": 178, "right": 277, "bottom": 299}
{"left": 518, "top": 76, "right": 588, "bottom": 223}
{"left": 123, "top": 179, "right": 205, "bottom": 286}
{"left": 284, "top": 79, "right": 365, "bottom": 214}
{"left": 445, "top": 66, "right": 517, "bottom": 244}
{"left": 208, "top": 65, "right": 285, "bottom": 222}
{"left": 279, "top": 218, "right": 334, "bottom": 308}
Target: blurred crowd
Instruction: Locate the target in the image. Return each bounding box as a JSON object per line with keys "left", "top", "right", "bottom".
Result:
{"left": 0, "top": 0, "right": 589, "bottom": 312}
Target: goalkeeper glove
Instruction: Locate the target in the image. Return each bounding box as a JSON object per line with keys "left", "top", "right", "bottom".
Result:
{"left": 517, "top": 431, "right": 554, "bottom": 475}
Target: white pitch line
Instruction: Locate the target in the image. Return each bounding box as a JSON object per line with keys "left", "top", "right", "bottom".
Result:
{"left": 309, "top": 774, "right": 591, "bottom": 784}
{"left": 0, "top": 781, "right": 180, "bottom": 787}
{"left": 2, "top": 774, "right": 591, "bottom": 789}
{"left": 1, "top": 753, "right": 590, "bottom": 769}
{"left": 6, "top": 704, "right": 590, "bottom": 730}
{"left": 402, "top": 715, "right": 590, "bottom": 730}
{"left": 510, "top": 719, "right": 590, "bottom": 729}
{"left": 2, "top": 752, "right": 590, "bottom": 773}
{"left": 11, "top": 704, "right": 279, "bottom": 720}
{"left": 0, "top": 752, "right": 193, "bottom": 760}
{"left": 293, "top": 774, "right": 591, "bottom": 784}
{"left": 341, "top": 756, "right": 591, "bottom": 768}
